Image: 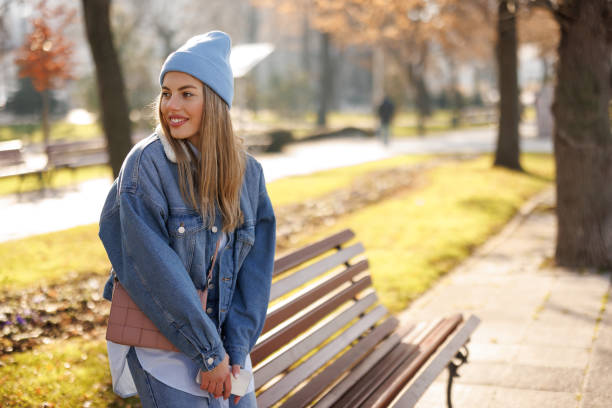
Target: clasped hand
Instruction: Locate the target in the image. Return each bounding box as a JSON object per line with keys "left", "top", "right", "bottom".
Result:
{"left": 199, "top": 354, "right": 242, "bottom": 404}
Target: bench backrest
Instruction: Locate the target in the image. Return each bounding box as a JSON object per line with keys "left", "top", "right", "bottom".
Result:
{"left": 252, "top": 229, "right": 395, "bottom": 407}
{"left": 46, "top": 139, "right": 107, "bottom": 167}
{"left": 0, "top": 140, "right": 24, "bottom": 166}
{"left": 253, "top": 229, "right": 465, "bottom": 408}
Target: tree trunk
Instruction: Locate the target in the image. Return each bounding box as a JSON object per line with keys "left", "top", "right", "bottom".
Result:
{"left": 448, "top": 59, "right": 461, "bottom": 129}
{"left": 81, "top": 0, "right": 132, "bottom": 178}
{"left": 246, "top": 4, "right": 259, "bottom": 112}
{"left": 494, "top": 0, "right": 521, "bottom": 170}
{"left": 415, "top": 76, "right": 430, "bottom": 135}
{"left": 317, "top": 31, "right": 332, "bottom": 127}
{"left": 41, "top": 90, "right": 50, "bottom": 148}
{"left": 407, "top": 64, "right": 431, "bottom": 137}
{"left": 554, "top": 0, "right": 612, "bottom": 268}
{"left": 301, "top": 14, "right": 311, "bottom": 75}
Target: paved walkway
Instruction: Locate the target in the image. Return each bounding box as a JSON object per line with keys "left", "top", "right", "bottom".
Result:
{"left": 399, "top": 188, "right": 612, "bottom": 408}
{"left": 0, "top": 126, "right": 552, "bottom": 242}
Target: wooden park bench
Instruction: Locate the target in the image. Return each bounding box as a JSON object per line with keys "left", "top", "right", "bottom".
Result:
{"left": 36, "top": 138, "right": 109, "bottom": 186}
{"left": 252, "top": 229, "right": 480, "bottom": 408}
{"left": 45, "top": 138, "right": 108, "bottom": 172}
{"left": 0, "top": 140, "right": 26, "bottom": 168}
{"left": 0, "top": 139, "right": 109, "bottom": 193}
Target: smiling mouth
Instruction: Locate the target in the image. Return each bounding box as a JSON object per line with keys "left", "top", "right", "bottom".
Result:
{"left": 169, "top": 117, "right": 187, "bottom": 127}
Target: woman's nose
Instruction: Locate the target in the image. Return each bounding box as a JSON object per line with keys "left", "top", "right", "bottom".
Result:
{"left": 166, "top": 94, "right": 181, "bottom": 111}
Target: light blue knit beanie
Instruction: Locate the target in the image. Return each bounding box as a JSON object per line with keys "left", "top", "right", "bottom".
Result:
{"left": 159, "top": 31, "right": 234, "bottom": 108}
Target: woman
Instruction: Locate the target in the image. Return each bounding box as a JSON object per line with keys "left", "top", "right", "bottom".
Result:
{"left": 99, "top": 31, "right": 276, "bottom": 407}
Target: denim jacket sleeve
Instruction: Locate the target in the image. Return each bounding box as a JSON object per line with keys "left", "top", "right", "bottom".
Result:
{"left": 222, "top": 164, "right": 276, "bottom": 367}
{"left": 99, "top": 146, "right": 226, "bottom": 372}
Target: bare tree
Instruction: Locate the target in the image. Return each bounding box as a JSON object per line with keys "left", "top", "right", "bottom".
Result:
{"left": 81, "top": 0, "right": 131, "bottom": 178}
{"left": 494, "top": 0, "right": 522, "bottom": 170}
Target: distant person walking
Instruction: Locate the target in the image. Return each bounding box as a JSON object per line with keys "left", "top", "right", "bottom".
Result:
{"left": 377, "top": 96, "right": 395, "bottom": 146}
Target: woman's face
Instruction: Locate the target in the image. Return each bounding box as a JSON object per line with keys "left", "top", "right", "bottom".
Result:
{"left": 160, "top": 71, "right": 204, "bottom": 146}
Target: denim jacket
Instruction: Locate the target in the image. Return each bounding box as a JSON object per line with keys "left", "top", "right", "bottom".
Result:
{"left": 99, "top": 129, "right": 275, "bottom": 372}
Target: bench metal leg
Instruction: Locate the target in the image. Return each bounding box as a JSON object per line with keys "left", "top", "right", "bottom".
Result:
{"left": 446, "top": 345, "right": 469, "bottom": 408}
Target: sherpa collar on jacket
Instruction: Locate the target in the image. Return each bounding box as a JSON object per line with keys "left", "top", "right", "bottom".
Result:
{"left": 155, "top": 124, "right": 199, "bottom": 163}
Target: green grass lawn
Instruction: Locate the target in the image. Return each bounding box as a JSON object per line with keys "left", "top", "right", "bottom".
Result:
{"left": 0, "top": 223, "right": 110, "bottom": 289}
{"left": 0, "top": 122, "right": 102, "bottom": 144}
{"left": 0, "top": 153, "right": 554, "bottom": 406}
{"left": 267, "top": 154, "right": 432, "bottom": 207}
{"left": 0, "top": 337, "right": 138, "bottom": 407}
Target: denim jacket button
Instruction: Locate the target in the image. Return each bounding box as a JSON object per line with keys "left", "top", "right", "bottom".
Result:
{"left": 207, "top": 357, "right": 214, "bottom": 365}
{"left": 178, "top": 226, "right": 185, "bottom": 234}
{"left": 212, "top": 226, "right": 218, "bottom": 233}
{"left": 206, "top": 307, "right": 213, "bottom": 314}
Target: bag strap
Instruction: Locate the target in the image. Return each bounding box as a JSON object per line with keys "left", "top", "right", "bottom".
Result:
{"left": 207, "top": 237, "right": 222, "bottom": 285}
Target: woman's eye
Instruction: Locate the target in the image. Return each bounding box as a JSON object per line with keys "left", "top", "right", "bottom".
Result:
{"left": 183, "top": 92, "right": 193, "bottom": 97}
{"left": 161, "top": 91, "right": 170, "bottom": 98}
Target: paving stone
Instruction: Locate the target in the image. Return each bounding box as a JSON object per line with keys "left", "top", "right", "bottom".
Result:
{"left": 465, "top": 343, "right": 521, "bottom": 363}
{"left": 580, "top": 297, "right": 612, "bottom": 407}
{"left": 581, "top": 342, "right": 612, "bottom": 407}
{"left": 438, "top": 361, "right": 584, "bottom": 393}
{"left": 514, "top": 345, "right": 590, "bottom": 368}
{"left": 445, "top": 362, "right": 511, "bottom": 387}
{"left": 501, "top": 364, "right": 584, "bottom": 393}
{"left": 521, "top": 324, "right": 594, "bottom": 348}
{"left": 475, "top": 306, "right": 542, "bottom": 324}
{"left": 490, "top": 387, "right": 578, "bottom": 408}
{"left": 414, "top": 382, "right": 496, "bottom": 408}
{"left": 535, "top": 308, "right": 599, "bottom": 328}
{"left": 470, "top": 322, "right": 528, "bottom": 345}
{"left": 595, "top": 319, "right": 612, "bottom": 348}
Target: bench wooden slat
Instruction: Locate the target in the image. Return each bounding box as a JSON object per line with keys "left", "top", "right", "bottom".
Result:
{"left": 285, "top": 316, "right": 400, "bottom": 408}
{"left": 388, "top": 315, "right": 481, "bottom": 408}
{"left": 331, "top": 319, "right": 444, "bottom": 408}
{"left": 254, "top": 292, "right": 378, "bottom": 387}
{"left": 367, "top": 314, "right": 464, "bottom": 408}
{"left": 312, "top": 326, "right": 412, "bottom": 408}
{"left": 252, "top": 275, "right": 372, "bottom": 366}
{"left": 256, "top": 305, "right": 388, "bottom": 408}
{"left": 333, "top": 342, "right": 419, "bottom": 408}
{"left": 269, "top": 243, "right": 364, "bottom": 301}
{"left": 262, "top": 260, "right": 369, "bottom": 335}
{"left": 273, "top": 229, "right": 355, "bottom": 276}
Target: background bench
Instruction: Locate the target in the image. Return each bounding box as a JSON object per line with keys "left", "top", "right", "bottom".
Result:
{"left": 252, "top": 229, "right": 480, "bottom": 408}
{"left": 45, "top": 138, "right": 108, "bottom": 172}
{"left": 0, "top": 139, "right": 109, "bottom": 192}
{"left": 0, "top": 140, "right": 25, "bottom": 167}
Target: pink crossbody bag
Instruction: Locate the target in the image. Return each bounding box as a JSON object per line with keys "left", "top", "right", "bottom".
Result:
{"left": 106, "top": 239, "right": 221, "bottom": 351}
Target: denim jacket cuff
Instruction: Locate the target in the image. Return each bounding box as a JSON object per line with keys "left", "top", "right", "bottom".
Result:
{"left": 198, "top": 345, "right": 226, "bottom": 372}
{"left": 226, "top": 346, "right": 248, "bottom": 368}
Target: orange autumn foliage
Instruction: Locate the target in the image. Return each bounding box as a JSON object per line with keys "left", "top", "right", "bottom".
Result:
{"left": 14, "top": 1, "right": 76, "bottom": 92}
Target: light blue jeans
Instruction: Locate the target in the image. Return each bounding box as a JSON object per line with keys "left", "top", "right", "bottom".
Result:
{"left": 126, "top": 347, "right": 257, "bottom": 408}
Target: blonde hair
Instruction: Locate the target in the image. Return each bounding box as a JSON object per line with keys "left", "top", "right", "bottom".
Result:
{"left": 158, "top": 84, "right": 245, "bottom": 232}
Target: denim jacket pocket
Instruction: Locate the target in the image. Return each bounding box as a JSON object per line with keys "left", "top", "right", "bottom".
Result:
{"left": 167, "top": 213, "right": 202, "bottom": 272}
{"left": 235, "top": 222, "right": 255, "bottom": 270}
